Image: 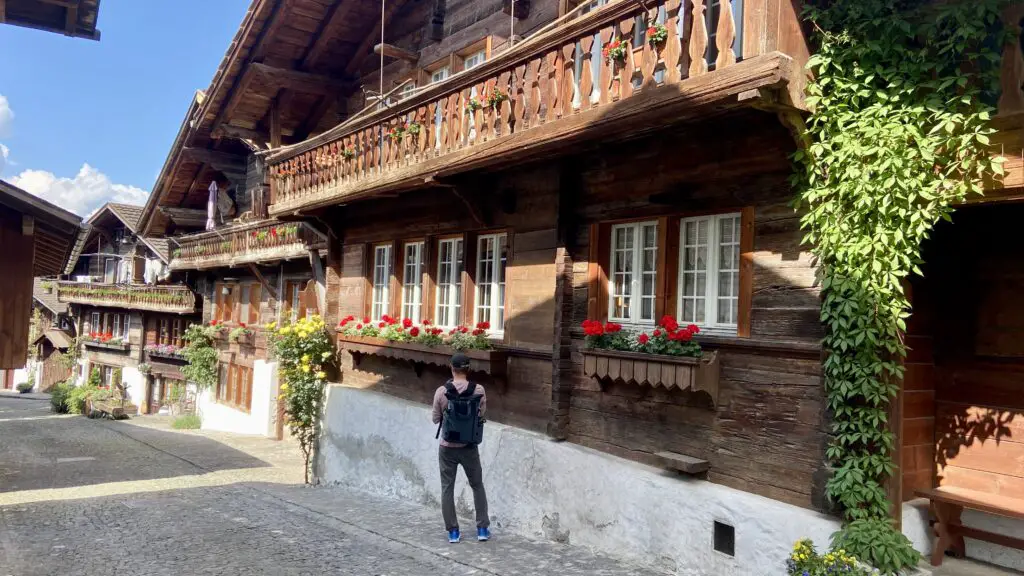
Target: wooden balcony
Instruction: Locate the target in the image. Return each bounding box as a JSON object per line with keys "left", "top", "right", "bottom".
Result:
{"left": 266, "top": 0, "right": 806, "bottom": 215}
{"left": 169, "top": 220, "right": 328, "bottom": 270}
{"left": 57, "top": 283, "right": 197, "bottom": 314}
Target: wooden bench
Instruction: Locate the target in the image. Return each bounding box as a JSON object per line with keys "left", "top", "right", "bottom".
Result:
{"left": 655, "top": 451, "right": 710, "bottom": 475}
{"left": 916, "top": 486, "right": 1024, "bottom": 566}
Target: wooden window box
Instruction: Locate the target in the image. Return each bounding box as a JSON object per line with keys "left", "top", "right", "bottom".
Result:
{"left": 581, "top": 348, "right": 720, "bottom": 405}
{"left": 337, "top": 334, "right": 508, "bottom": 377}
{"left": 84, "top": 340, "right": 131, "bottom": 352}
{"left": 147, "top": 350, "right": 187, "bottom": 363}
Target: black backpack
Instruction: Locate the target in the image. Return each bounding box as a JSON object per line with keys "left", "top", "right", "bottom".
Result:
{"left": 435, "top": 380, "right": 484, "bottom": 445}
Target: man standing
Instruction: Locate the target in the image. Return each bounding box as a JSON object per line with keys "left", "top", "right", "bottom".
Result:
{"left": 432, "top": 353, "right": 490, "bottom": 543}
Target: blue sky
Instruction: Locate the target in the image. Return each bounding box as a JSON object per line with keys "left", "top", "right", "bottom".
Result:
{"left": 0, "top": 0, "right": 250, "bottom": 216}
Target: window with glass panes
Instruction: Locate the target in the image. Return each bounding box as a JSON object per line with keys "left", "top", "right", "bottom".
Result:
{"left": 435, "top": 238, "right": 464, "bottom": 327}
{"left": 401, "top": 242, "right": 424, "bottom": 322}
{"left": 475, "top": 234, "right": 508, "bottom": 331}
{"left": 371, "top": 244, "right": 392, "bottom": 321}
{"left": 678, "top": 213, "right": 741, "bottom": 329}
{"left": 608, "top": 222, "right": 658, "bottom": 325}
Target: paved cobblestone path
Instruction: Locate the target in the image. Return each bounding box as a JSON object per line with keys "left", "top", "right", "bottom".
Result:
{"left": 0, "top": 396, "right": 663, "bottom": 576}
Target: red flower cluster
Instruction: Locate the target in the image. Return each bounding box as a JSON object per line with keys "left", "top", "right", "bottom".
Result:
{"left": 582, "top": 319, "right": 605, "bottom": 336}
{"left": 638, "top": 333, "right": 650, "bottom": 345}
{"left": 449, "top": 326, "right": 470, "bottom": 335}
{"left": 658, "top": 315, "right": 700, "bottom": 341}
{"left": 602, "top": 38, "right": 624, "bottom": 60}
{"left": 88, "top": 331, "right": 115, "bottom": 343}
{"left": 422, "top": 319, "right": 432, "bottom": 326}
{"left": 338, "top": 315, "right": 356, "bottom": 327}
{"left": 425, "top": 327, "right": 444, "bottom": 336}
{"left": 380, "top": 315, "right": 399, "bottom": 326}
{"left": 409, "top": 327, "right": 420, "bottom": 337}
{"left": 472, "top": 329, "right": 485, "bottom": 336}
{"left": 647, "top": 26, "right": 658, "bottom": 36}
{"left": 210, "top": 320, "right": 220, "bottom": 327}
{"left": 403, "top": 317, "right": 413, "bottom": 328}
{"left": 476, "top": 321, "right": 490, "bottom": 331}
{"left": 362, "top": 316, "right": 371, "bottom": 324}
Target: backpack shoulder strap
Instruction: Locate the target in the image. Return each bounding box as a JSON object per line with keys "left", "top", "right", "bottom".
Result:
{"left": 459, "top": 382, "right": 477, "bottom": 398}
{"left": 443, "top": 380, "right": 458, "bottom": 398}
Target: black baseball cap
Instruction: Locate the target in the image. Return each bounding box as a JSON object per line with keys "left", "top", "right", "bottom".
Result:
{"left": 450, "top": 353, "right": 471, "bottom": 370}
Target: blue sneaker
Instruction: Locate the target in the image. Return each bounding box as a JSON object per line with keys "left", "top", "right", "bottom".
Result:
{"left": 477, "top": 527, "right": 491, "bottom": 542}
{"left": 448, "top": 529, "right": 461, "bottom": 543}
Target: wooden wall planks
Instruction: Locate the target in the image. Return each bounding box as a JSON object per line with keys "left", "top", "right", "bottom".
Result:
{"left": 0, "top": 206, "right": 35, "bottom": 370}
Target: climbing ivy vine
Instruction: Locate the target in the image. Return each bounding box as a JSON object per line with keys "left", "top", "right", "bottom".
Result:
{"left": 794, "top": 0, "right": 1008, "bottom": 571}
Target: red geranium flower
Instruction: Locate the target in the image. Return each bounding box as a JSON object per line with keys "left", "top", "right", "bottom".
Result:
{"left": 409, "top": 327, "right": 420, "bottom": 337}
{"left": 647, "top": 26, "right": 657, "bottom": 35}
{"left": 476, "top": 321, "right": 490, "bottom": 330}
{"left": 472, "top": 328, "right": 485, "bottom": 336}
{"left": 239, "top": 323, "right": 246, "bottom": 328}
{"left": 687, "top": 324, "right": 700, "bottom": 334}
{"left": 402, "top": 318, "right": 413, "bottom": 328}
{"left": 653, "top": 329, "right": 662, "bottom": 337}
{"left": 638, "top": 333, "right": 650, "bottom": 345}
{"left": 356, "top": 324, "right": 363, "bottom": 330}
{"left": 270, "top": 228, "right": 278, "bottom": 237}
{"left": 362, "top": 316, "right": 370, "bottom": 324}
{"left": 605, "top": 322, "right": 622, "bottom": 333}
{"left": 582, "top": 319, "right": 605, "bottom": 337}
{"left": 422, "top": 319, "right": 432, "bottom": 326}
{"left": 659, "top": 315, "right": 679, "bottom": 332}
{"left": 378, "top": 322, "right": 386, "bottom": 328}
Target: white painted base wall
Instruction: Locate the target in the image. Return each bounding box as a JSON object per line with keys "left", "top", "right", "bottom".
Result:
{"left": 317, "top": 386, "right": 842, "bottom": 575}
{"left": 121, "top": 367, "right": 145, "bottom": 409}
{"left": 903, "top": 498, "right": 1024, "bottom": 571}
{"left": 197, "top": 360, "right": 278, "bottom": 437}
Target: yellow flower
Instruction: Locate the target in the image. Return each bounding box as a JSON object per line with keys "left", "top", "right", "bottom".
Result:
{"left": 302, "top": 365, "right": 310, "bottom": 373}
{"left": 280, "top": 326, "right": 291, "bottom": 335}
{"left": 298, "top": 331, "right": 308, "bottom": 338}
{"left": 265, "top": 321, "right": 277, "bottom": 330}
{"left": 321, "top": 352, "right": 331, "bottom": 360}
{"left": 302, "top": 354, "right": 310, "bottom": 362}
{"left": 280, "top": 383, "right": 290, "bottom": 391}
{"left": 316, "top": 371, "right": 326, "bottom": 379}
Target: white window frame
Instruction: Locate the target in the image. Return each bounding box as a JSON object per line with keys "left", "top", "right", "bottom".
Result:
{"left": 371, "top": 244, "right": 393, "bottom": 322}
{"left": 677, "top": 212, "right": 741, "bottom": 332}
{"left": 90, "top": 312, "right": 101, "bottom": 334}
{"left": 430, "top": 66, "right": 450, "bottom": 84}
{"left": 400, "top": 82, "right": 417, "bottom": 99}
{"left": 474, "top": 233, "right": 508, "bottom": 334}
{"left": 463, "top": 50, "right": 486, "bottom": 70}
{"left": 607, "top": 221, "right": 658, "bottom": 326}
{"left": 401, "top": 242, "right": 425, "bottom": 322}
{"left": 434, "top": 238, "right": 464, "bottom": 328}
{"left": 120, "top": 314, "right": 130, "bottom": 341}
{"left": 240, "top": 284, "right": 251, "bottom": 324}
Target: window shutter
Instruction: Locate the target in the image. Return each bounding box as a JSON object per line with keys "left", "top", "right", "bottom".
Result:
{"left": 660, "top": 217, "right": 680, "bottom": 321}
{"left": 423, "top": 236, "right": 437, "bottom": 323}
{"left": 737, "top": 207, "right": 754, "bottom": 338}
{"left": 461, "top": 232, "right": 477, "bottom": 327}
{"left": 249, "top": 284, "right": 262, "bottom": 324}
{"left": 587, "top": 223, "right": 610, "bottom": 322}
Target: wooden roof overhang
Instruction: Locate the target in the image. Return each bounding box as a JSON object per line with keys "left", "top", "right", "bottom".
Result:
{"left": 264, "top": 0, "right": 808, "bottom": 217}
{"left": 139, "top": 0, "right": 400, "bottom": 239}
{"left": 0, "top": 0, "right": 102, "bottom": 40}
{"left": 0, "top": 179, "right": 82, "bottom": 276}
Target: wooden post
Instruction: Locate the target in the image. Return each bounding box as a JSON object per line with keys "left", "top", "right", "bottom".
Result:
{"left": 270, "top": 100, "right": 282, "bottom": 149}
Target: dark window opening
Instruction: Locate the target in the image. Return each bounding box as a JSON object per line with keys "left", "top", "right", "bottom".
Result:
{"left": 713, "top": 521, "right": 735, "bottom": 556}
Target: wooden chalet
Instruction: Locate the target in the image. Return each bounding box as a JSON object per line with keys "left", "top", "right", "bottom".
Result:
{"left": 30, "top": 278, "right": 75, "bottom": 392}
{"left": 0, "top": 179, "right": 80, "bottom": 372}
{"left": 60, "top": 202, "right": 200, "bottom": 414}
{"left": 132, "top": 0, "right": 1024, "bottom": 569}
{"left": 0, "top": 0, "right": 101, "bottom": 40}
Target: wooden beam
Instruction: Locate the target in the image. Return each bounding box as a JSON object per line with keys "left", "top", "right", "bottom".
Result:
{"left": 374, "top": 43, "right": 419, "bottom": 64}
{"left": 251, "top": 62, "right": 350, "bottom": 95}
{"left": 22, "top": 215, "right": 34, "bottom": 237}
{"left": 299, "top": 0, "right": 358, "bottom": 70}
{"left": 64, "top": 0, "right": 78, "bottom": 36}
{"left": 294, "top": 95, "right": 342, "bottom": 141}
{"left": 211, "top": 65, "right": 261, "bottom": 137}
{"left": 248, "top": 264, "right": 278, "bottom": 300}
{"left": 220, "top": 124, "right": 270, "bottom": 143}
{"left": 250, "top": 0, "right": 293, "bottom": 63}
{"left": 270, "top": 99, "right": 282, "bottom": 149}
{"left": 182, "top": 147, "right": 246, "bottom": 173}
{"left": 0, "top": 0, "right": 7, "bottom": 23}
{"left": 344, "top": 0, "right": 409, "bottom": 77}
{"left": 158, "top": 207, "right": 209, "bottom": 228}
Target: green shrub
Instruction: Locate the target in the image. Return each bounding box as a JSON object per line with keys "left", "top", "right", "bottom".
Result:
{"left": 830, "top": 519, "right": 920, "bottom": 575}
{"left": 171, "top": 414, "right": 202, "bottom": 430}
{"left": 16, "top": 381, "right": 33, "bottom": 393}
{"left": 787, "top": 538, "right": 873, "bottom": 576}
{"left": 50, "top": 381, "right": 73, "bottom": 413}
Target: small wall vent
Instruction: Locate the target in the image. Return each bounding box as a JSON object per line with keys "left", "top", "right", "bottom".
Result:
{"left": 713, "top": 520, "right": 735, "bottom": 557}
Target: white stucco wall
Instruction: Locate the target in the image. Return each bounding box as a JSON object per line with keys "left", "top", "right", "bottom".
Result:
{"left": 198, "top": 360, "right": 278, "bottom": 437}
{"left": 13, "top": 367, "right": 29, "bottom": 387}
{"left": 903, "top": 498, "right": 1024, "bottom": 571}
{"left": 120, "top": 367, "right": 145, "bottom": 410}
{"left": 317, "top": 386, "right": 842, "bottom": 575}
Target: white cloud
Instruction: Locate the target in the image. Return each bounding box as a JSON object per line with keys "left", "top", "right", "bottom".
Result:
{"left": 0, "top": 144, "right": 8, "bottom": 176}
{"left": 9, "top": 164, "right": 148, "bottom": 218}
{"left": 0, "top": 95, "right": 13, "bottom": 138}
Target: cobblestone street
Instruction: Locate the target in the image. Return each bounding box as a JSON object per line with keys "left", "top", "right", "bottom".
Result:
{"left": 0, "top": 396, "right": 662, "bottom": 576}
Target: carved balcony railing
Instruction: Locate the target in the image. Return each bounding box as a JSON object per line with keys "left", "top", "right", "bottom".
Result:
{"left": 57, "top": 283, "right": 197, "bottom": 314}
{"left": 266, "top": 0, "right": 802, "bottom": 215}
{"left": 169, "top": 220, "right": 327, "bottom": 270}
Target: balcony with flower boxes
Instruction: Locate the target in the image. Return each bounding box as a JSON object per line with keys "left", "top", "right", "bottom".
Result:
{"left": 57, "top": 282, "right": 197, "bottom": 314}
{"left": 169, "top": 220, "right": 328, "bottom": 271}
{"left": 265, "top": 0, "right": 809, "bottom": 216}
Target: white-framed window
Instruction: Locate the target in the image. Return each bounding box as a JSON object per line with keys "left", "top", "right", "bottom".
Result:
{"left": 430, "top": 66, "right": 450, "bottom": 84}
{"left": 475, "top": 233, "right": 508, "bottom": 333}
{"left": 240, "top": 284, "right": 251, "bottom": 323}
{"left": 608, "top": 221, "right": 658, "bottom": 325}
{"left": 678, "top": 213, "right": 741, "bottom": 330}
{"left": 90, "top": 312, "right": 101, "bottom": 334}
{"left": 434, "top": 238, "right": 464, "bottom": 328}
{"left": 400, "top": 82, "right": 417, "bottom": 99}
{"left": 114, "top": 314, "right": 129, "bottom": 340}
{"left": 401, "top": 242, "right": 425, "bottom": 322}
{"left": 371, "top": 244, "right": 393, "bottom": 322}
{"left": 463, "top": 50, "right": 486, "bottom": 70}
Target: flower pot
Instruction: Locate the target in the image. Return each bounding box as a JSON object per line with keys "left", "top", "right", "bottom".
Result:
{"left": 337, "top": 334, "right": 507, "bottom": 377}
{"left": 581, "top": 348, "right": 720, "bottom": 405}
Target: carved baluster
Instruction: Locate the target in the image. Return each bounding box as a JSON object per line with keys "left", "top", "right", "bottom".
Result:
{"left": 448, "top": 92, "right": 460, "bottom": 151}
{"left": 496, "top": 70, "right": 511, "bottom": 135}
{"left": 478, "top": 80, "right": 490, "bottom": 142}
{"left": 546, "top": 51, "right": 559, "bottom": 123}
{"left": 512, "top": 62, "right": 527, "bottom": 133}
{"left": 665, "top": 0, "right": 683, "bottom": 83}
{"left": 689, "top": 0, "right": 709, "bottom": 76}
{"left": 715, "top": 0, "right": 736, "bottom": 69}
{"left": 537, "top": 56, "right": 551, "bottom": 123}
{"left": 439, "top": 96, "right": 450, "bottom": 154}
{"left": 641, "top": 5, "right": 659, "bottom": 88}
{"left": 561, "top": 43, "right": 576, "bottom": 118}
{"left": 461, "top": 88, "right": 473, "bottom": 147}
{"left": 599, "top": 27, "right": 614, "bottom": 104}
{"left": 580, "top": 35, "right": 595, "bottom": 111}
{"left": 416, "top": 105, "right": 428, "bottom": 161}
{"left": 619, "top": 17, "right": 636, "bottom": 100}
{"left": 528, "top": 57, "right": 543, "bottom": 128}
